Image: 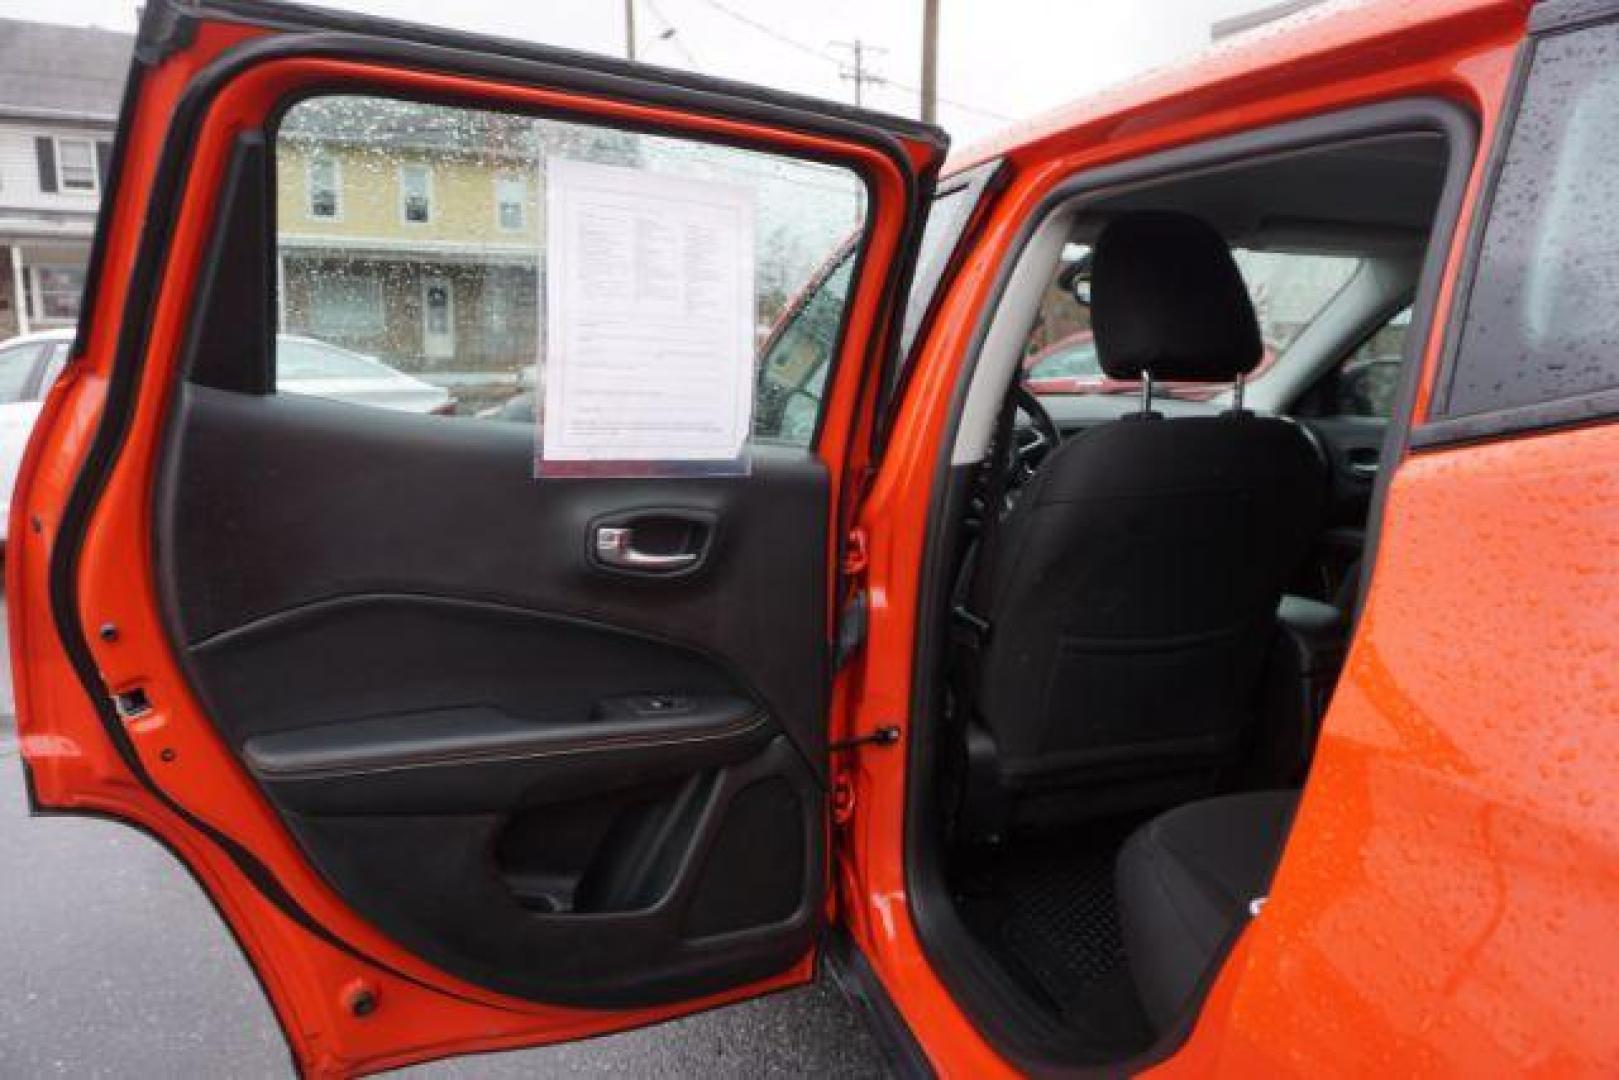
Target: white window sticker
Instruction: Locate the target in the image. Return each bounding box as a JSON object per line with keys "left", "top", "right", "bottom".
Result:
{"left": 539, "top": 158, "right": 756, "bottom": 476}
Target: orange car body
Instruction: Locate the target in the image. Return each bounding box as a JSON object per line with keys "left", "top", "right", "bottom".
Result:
{"left": 9, "top": 0, "right": 1616, "bottom": 1076}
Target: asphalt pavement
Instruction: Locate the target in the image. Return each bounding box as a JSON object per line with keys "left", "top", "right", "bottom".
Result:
{"left": 0, "top": 595, "right": 887, "bottom": 1078}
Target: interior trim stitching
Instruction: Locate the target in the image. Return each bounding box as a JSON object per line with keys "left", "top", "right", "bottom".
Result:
{"left": 251, "top": 714, "right": 771, "bottom": 781}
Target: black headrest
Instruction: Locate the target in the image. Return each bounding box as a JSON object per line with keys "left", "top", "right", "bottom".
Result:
{"left": 1090, "top": 211, "right": 1263, "bottom": 382}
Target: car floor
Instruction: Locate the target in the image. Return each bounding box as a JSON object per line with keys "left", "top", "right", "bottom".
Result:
{"left": 950, "top": 817, "right": 1156, "bottom": 1062}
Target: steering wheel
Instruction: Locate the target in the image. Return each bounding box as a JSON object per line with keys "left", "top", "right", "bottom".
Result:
{"left": 1009, "top": 381, "right": 1062, "bottom": 484}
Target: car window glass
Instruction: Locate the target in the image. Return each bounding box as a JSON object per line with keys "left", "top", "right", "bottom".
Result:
{"left": 754, "top": 255, "right": 853, "bottom": 445}
{"left": 0, "top": 343, "right": 41, "bottom": 404}
{"left": 1022, "top": 243, "right": 1358, "bottom": 397}
{"left": 897, "top": 183, "right": 977, "bottom": 358}
{"left": 1442, "top": 20, "right": 1619, "bottom": 416}
{"left": 1330, "top": 306, "right": 1411, "bottom": 418}
{"left": 36, "top": 343, "right": 71, "bottom": 398}
{"left": 274, "top": 95, "right": 866, "bottom": 436}
{"left": 1231, "top": 250, "right": 1359, "bottom": 356}
{"left": 756, "top": 176, "right": 989, "bottom": 446}
{"left": 1027, "top": 336, "right": 1100, "bottom": 380}
{"left": 1021, "top": 243, "right": 1095, "bottom": 391}
{"left": 778, "top": 357, "right": 833, "bottom": 444}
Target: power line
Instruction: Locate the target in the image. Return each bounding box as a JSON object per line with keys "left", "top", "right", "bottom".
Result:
{"left": 828, "top": 39, "right": 887, "bottom": 108}
{"left": 691, "top": 0, "right": 833, "bottom": 62}
{"left": 643, "top": 0, "right": 700, "bottom": 67}
{"left": 886, "top": 75, "right": 1010, "bottom": 123}
{"left": 687, "top": 0, "right": 1010, "bottom": 123}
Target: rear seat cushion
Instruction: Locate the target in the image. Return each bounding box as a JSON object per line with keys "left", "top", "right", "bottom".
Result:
{"left": 1115, "top": 790, "right": 1300, "bottom": 1030}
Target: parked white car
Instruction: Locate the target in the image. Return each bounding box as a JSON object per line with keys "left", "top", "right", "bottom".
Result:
{"left": 276, "top": 335, "right": 453, "bottom": 414}
{"left": 0, "top": 330, "right": 453, "bottom": 545}
{"left": 0, "top": 329, "right": 73, "bottom": 545}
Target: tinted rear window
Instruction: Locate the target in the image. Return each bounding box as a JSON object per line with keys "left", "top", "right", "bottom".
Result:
{"left": 1442, "top": 21, "right": 1619, "bottom": 417}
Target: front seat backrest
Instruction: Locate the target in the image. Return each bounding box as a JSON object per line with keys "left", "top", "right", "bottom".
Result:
{"left": 973, "top": 211, "right": 1326, "bottom": 815}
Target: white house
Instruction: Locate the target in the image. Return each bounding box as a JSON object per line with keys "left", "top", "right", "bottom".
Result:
{"left": 0, "top": 19, "right": 131, "bottom": 339}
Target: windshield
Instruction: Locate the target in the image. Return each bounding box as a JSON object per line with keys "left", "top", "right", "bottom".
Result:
{"left": 1232, "top": 249, "right": 1361, "bottom": 355}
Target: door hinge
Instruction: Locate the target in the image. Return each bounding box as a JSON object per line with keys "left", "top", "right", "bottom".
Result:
{"left": 833, "top": 527, "right": 871, "bottom": 671}
{"left": 842, "top": 526, "right": 869, "bottom": 576}
{"left": 832, "top": 770, "right": 857, "bottom": 824}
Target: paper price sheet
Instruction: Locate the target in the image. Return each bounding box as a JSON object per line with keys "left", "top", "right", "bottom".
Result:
{"left": 538, "top": 158, "right": 756, "bottom": 477}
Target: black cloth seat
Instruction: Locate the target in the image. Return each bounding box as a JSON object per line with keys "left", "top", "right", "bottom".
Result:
{"left": 964, "top": 211, "right": 1327, "bottom": 826}
{"left": 1115, "top": 790, "right": 1300, "bottom": 1030}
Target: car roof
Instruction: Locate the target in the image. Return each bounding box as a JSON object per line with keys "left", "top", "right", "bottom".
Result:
{"left": 945, "top": 0, "right": 1519, "bottom": 174}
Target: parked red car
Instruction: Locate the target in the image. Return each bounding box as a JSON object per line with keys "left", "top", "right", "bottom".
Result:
{"left": 1023, "top": 329, "right": 1280, "bottom": 399}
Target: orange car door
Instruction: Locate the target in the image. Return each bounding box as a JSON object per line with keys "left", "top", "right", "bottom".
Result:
{"left": 7, "top": 1, "right": 944, "bottom": 1076}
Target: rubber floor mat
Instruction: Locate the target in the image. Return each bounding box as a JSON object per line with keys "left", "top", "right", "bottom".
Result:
{"left": 999, "top": 849, "right": 1126, "bottom": 994}
{"left": 955, "top": 828, "right": 1154, "bottom": 1056}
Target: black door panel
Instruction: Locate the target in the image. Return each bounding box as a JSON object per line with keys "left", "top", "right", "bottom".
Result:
{"left": 243, "top": 690, "right": 769, "bottom": 815}
{"left": 161, "top": 386, "right": 829, "bottom": 764}
{"left": 189, "top": 592, "right": 749, "bottom": 760}
{"left": 154, "top": 386, "right": 831, "bottom": 1006}
{"left": 282, "top": 735, "right": 820, "bottom": 1006}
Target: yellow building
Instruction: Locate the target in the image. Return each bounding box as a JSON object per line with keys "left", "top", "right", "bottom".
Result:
{"left": 275, "top": 97, "right": 561, "bottom": 397}
{"left": 273, "top": 95, "right": 856, "bottom": 415}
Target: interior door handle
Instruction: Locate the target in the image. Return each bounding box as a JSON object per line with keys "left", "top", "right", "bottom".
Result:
{"left": 594, "top": 526, "right": 699, "bottom": 572}
{"left": 1347, "top": 449, "right": 1380, "bottom": 478}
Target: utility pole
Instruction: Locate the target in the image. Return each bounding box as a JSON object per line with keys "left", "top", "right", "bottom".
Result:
{"left": 921, "top": 0, "right": 939, "bottom": 124}
{"left": 624, "top": 0, "right": 637, "bottom": 61}
{"left": 830, "top": 39, "right": 887, "bottom": 108}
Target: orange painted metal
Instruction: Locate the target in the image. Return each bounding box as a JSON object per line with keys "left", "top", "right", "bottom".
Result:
{"left": 1163, "top": 420, "right": 1619, "bottom": 1076}
{"left": 9, "top": 22, "right": 926, "bottom": 1080}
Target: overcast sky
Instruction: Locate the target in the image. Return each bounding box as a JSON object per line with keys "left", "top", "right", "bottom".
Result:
{"left": 0, "top": 0, "right": 1284, "bottom": 144}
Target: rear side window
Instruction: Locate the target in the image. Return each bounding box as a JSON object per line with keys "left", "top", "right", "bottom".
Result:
{"left": 1441, "top": 20, "right": 1619, "bottom": 417}
{"left": 274, "top": 95, "right": 867, "bottom": 441}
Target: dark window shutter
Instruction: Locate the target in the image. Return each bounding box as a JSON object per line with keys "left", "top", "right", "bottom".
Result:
{"left": 35, "top": 137, "right": 57, "bottom": 193}
{"left": 95, "top": 140, "right": 112, "bottom": 187}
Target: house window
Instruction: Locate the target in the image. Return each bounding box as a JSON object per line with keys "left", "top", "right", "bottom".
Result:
{"left": 30, "top": 265, "right": 85, "bottom": 322}
{"left": 308, "top": 274, "right": 385, "bottom": 337}
{"left": 400, "top": 164, "right": 433, "bottom": 224}
{"left": 308, "top": 157, "right": 340, "bottom": 219}
{"left": 56, "top": 138, "right": 97, "bottom": 192}
{"left": 495, "top": 176, "right": 526, "bottom": 231}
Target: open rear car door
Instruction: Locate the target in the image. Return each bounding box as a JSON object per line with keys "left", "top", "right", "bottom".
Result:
{"left": 7, "top": 2, "right": 945, "bottom": 1075}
